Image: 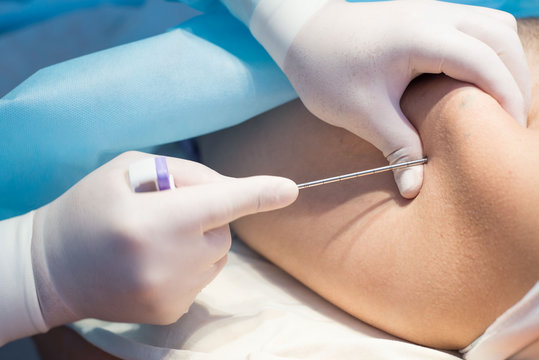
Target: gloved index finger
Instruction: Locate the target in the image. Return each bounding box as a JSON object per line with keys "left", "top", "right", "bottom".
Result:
{"left": 176, "top": 175, "right": 298, "bottom": 232}
{"left": 417, "top": 26, "right": 529, "bottom": 126}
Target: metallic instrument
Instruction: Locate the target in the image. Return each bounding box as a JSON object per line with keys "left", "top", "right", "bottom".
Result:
{"left": 297, "top": 158, "right": 428, "bottom": 190}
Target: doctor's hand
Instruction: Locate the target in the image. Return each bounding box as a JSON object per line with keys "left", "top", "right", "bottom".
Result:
{"left": 249, "top": 0, "right": 530, "bottom": 198}
{"left": 31, "top": 151, "right": 298, "bottom": 328}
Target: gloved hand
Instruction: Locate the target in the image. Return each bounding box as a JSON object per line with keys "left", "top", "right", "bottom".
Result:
{"left": 31, "top": 152, "right": 298, "bottom": 327}
{"left": 248, "top": 0, "right": 530, "bottom": 198}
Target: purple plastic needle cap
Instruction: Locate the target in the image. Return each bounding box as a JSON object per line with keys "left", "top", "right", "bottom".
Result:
{"left": 155, "top": 156, "right": 171, "bottom": 191}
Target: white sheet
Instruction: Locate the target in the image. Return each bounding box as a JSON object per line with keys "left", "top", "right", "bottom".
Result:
{"left": 70, "top": 238, "right": 461, "bottom": 359}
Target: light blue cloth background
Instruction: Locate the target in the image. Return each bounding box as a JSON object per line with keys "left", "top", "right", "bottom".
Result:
{"left": 0, "top": 0, "right": 144, "bottom": 33}
{"left": 1, "top": 0, "right": 538, "bottom": 219}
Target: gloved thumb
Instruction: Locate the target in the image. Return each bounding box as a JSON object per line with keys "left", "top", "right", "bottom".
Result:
{"left": 173, "top": 175, "right": 299, "bottom": 231}
{"left": 387, "top": 148, "right": 424, "bottom": 199}
{"left": 360, "top": 104, "right": 425, "bottom": 199}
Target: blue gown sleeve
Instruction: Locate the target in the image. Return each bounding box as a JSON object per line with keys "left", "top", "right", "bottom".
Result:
{"left": 173, "top": 0, "right": 219, "bottom": 12}
{"left": 0, "top": 11, "right": 296, "bottom": 219}
{"left": 0, "top": 0, "right": 146, "bottom": 33}
{"left": 174, "top": 0, "right": 260, "bottom": 25}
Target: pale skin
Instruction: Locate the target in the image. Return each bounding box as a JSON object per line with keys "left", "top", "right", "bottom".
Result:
{"left": 198, "top": 19, "right": 539, "bottom": 351}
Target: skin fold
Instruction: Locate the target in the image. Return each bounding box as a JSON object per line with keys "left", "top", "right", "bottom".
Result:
{"left": 198, "top": 19, "right": 539, "bottom": 350}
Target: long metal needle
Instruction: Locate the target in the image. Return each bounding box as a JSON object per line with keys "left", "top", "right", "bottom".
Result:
{"left": 297, "top": 158, "right": 428, "bottom": 190}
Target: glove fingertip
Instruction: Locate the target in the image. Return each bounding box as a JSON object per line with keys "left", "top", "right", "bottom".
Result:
{"left": 501, "top": 95, "right": 528, "bottom": 128}
{"left": 261, "top": 176, "right": 299, "bottom": 210}
{"left": 394, "top": 166, "right": 423, "bottom": 199}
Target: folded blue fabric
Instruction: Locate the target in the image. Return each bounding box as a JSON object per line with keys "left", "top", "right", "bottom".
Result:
{"left": 0, "top": 11, "right": 295, "bottom": 219}
{"left": 1, "top": 0, "right": 538, "bottom": 219}
{"left": 0, "top": 0, "right": 146, "bottom": 33}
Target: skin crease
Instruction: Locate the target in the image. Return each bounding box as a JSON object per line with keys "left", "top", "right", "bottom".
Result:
{"left": 198, "top": 20, "right": 539, "bottom": 350}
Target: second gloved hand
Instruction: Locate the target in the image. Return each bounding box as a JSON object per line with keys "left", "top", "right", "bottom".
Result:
{"left": 31, "top": 152, "right": 298, "bottom": 327}
{"left": 249, "top": 0, "right": 530, "bottom": 198}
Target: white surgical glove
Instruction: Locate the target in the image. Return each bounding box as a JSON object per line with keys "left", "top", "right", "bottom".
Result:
{"left": 239, "top": 0, "right": 531, "bottom": 198}
{"left": 32, "top": 152, "right": 298, "bottom": 328}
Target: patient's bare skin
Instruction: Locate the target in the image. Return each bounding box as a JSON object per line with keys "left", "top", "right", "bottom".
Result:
{"left": 198, "top": 20, "right": 539, "bottom": 350}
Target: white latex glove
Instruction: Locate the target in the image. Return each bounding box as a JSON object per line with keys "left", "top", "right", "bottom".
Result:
{"left": 247, "top": 0, "right": 530, "bottom": 198}
{"left": 31, "top": 151, "right": 298, "bottom": 327}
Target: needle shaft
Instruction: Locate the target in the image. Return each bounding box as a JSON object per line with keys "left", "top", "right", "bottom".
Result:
{"left": 297, "top": 158, "right": 428, "bottom": 190}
